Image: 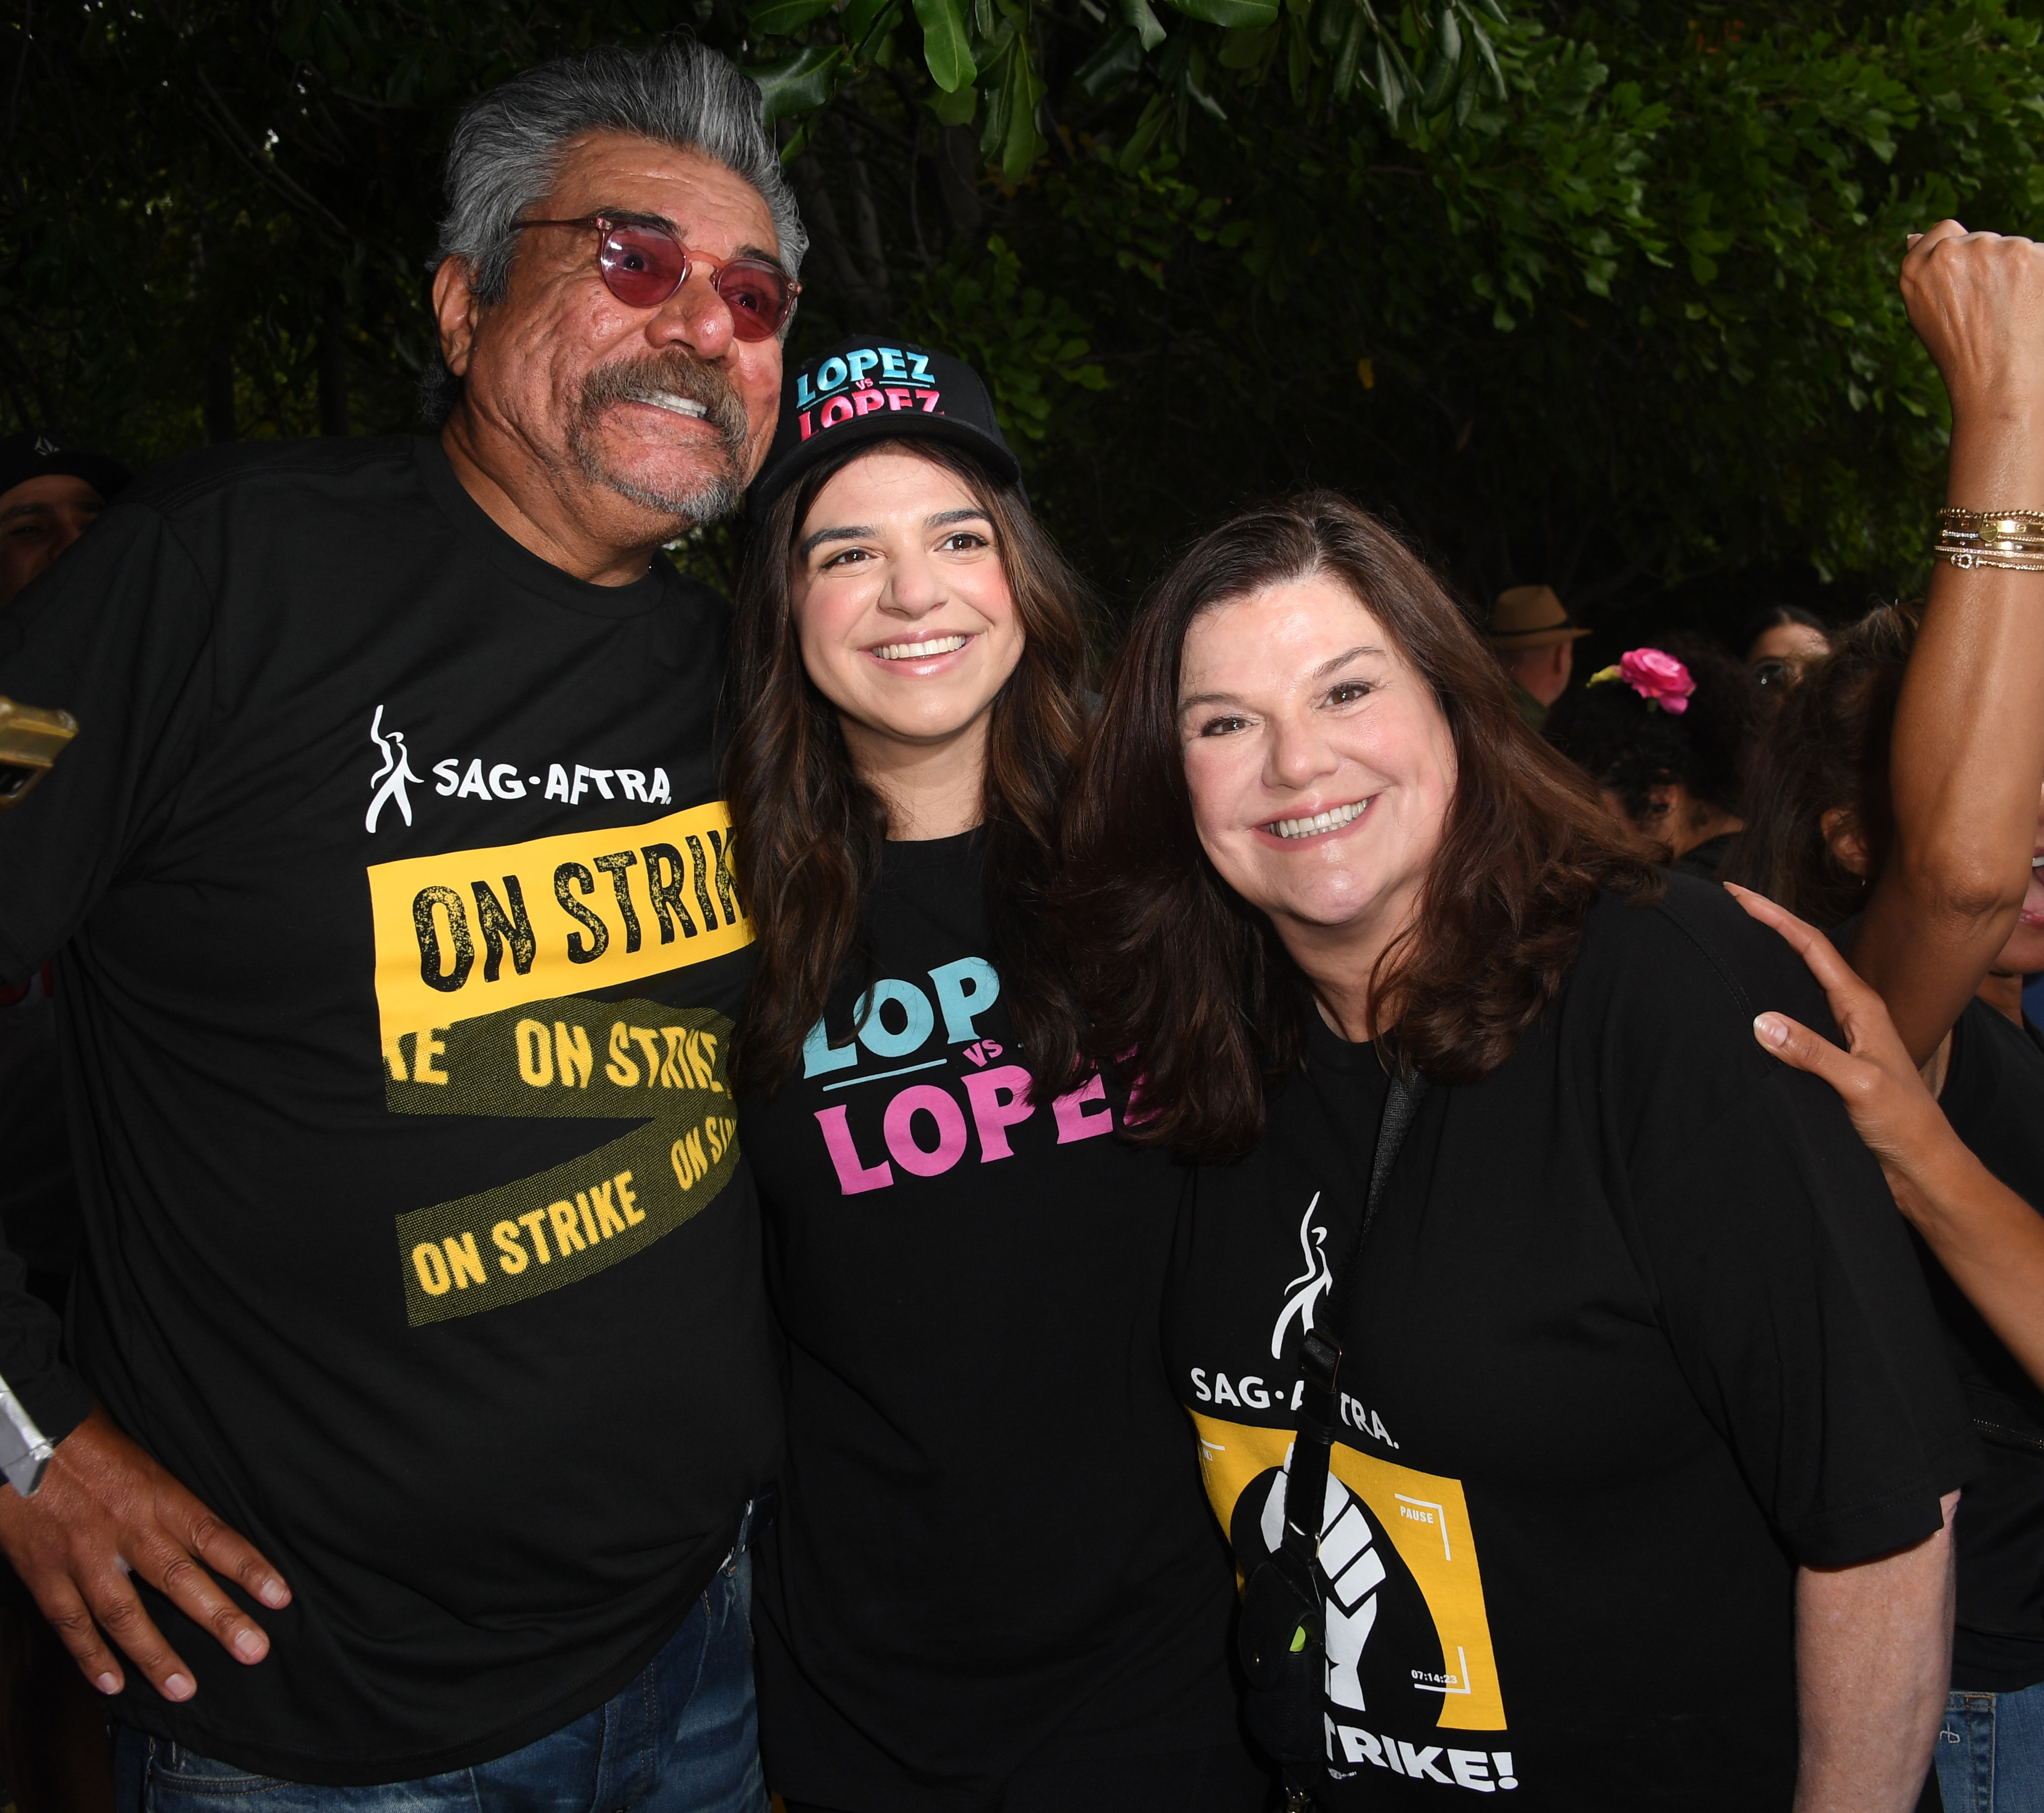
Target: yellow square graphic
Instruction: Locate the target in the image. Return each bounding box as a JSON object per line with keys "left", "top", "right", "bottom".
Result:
{"left": 1191, "top": 1411, "right": 1506, "bottom": 1729}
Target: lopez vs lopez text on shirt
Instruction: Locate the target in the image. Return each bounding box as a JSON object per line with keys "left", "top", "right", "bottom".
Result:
{"left": 800, "top": 958, "right": 1128, "bottom": 1194}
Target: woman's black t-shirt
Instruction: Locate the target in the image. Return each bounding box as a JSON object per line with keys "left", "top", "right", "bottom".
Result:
{"left": 1166, "top": 877, "right": 1975, "bottom": 1810}
{"left": 1932, "top": 999, "right": 2044, "bottom": 1692}
{"left": 743, "top": 831, "right": 1243, "bottom": 1810}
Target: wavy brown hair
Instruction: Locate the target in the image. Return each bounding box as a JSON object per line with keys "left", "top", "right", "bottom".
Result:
{"left": 724, "top": 437, "right": 1093, "bottom": 1093}
{"left": 1718, "top": 603, "right": 1919, "bottom": 928}
{"left": 1048, "top": 491, "right": 1663, "bottom": 1161}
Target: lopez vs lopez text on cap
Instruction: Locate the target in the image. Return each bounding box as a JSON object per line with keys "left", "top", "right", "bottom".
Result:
{"left": 748, "top": 336, "right": 1022, "bottom": 523}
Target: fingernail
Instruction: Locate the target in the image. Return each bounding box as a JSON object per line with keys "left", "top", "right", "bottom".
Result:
{"left": 94, "top": 1673, "right": 119, "bottom": 1696}
{"left": 233, "top": 1629, "right": 265, "bottom": 1661}
{"left": 164, "top": 1672, "right": 195, "bottom": 1701}
{"left": 258, "top": 1579, "right": 288, "bottom": 1608}
{"left": 1755, "top": 1014, "right": 1787, "bottom": 1047}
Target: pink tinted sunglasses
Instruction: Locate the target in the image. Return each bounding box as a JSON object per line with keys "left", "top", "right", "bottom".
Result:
{"left": 515, "top": 213, "right": 799, "bottom": 341}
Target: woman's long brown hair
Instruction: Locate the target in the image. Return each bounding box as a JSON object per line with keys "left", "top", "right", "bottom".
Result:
{"left": 1047, "top": 491, "right": 1663, "bottom": 1161}
{"left": 724, "top": 438, "right": 1093, "bottom": 1094}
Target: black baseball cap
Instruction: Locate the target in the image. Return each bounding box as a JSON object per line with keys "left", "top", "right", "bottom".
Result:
{"left": 0, "top": 431, "right": 132, "bottom": 506}
{"left": 748, "top": 336, "right": 1022, "bottom": 524}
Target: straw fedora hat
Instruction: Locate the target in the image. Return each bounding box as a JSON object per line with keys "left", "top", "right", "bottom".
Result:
{"left": 1488, "top": 584, "right": 1590, "bottom": 651}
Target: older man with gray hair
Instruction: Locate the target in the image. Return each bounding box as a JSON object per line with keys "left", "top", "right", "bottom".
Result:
{"left": 0, "top": 37, "right": 799, "bottom": 1809}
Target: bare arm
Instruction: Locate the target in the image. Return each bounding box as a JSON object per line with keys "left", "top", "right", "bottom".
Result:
{"left": 1853, "top": 221, "right": 2044, "bottom": 1065}
{"left": 1732, "top": 884, "right": 2044, "bottom": 1391}
{"left": 1794, "top": 1492, "right": 1956, "bottom": 1813}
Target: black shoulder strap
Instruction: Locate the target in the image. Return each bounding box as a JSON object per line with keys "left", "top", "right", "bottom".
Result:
{"left": 1279, "top": 1069, "right": 1431, "bottom": 1562}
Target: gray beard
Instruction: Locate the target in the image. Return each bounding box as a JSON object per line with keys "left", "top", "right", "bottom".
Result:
{"left": 568, "top": 352, "right": 752, "bottom": 527}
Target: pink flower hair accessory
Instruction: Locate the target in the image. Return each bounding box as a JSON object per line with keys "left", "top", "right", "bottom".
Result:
{"left": 1587, "top": 647, "right": 1695, "bottom": 715}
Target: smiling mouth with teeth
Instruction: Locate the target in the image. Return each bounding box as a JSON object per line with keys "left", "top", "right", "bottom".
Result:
{"left": 1265, "top": 800, "right": 1368, "bottom": 839}
{"left": 644, "top": 392, "right": 708, "bottom": 419}
{"left": 872, "top": 634, "right": 971, "bottom": 661}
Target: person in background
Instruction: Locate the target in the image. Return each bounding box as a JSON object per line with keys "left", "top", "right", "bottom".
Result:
{"left": 1543, "top": 632, "right": 1760, "bottom": 879}
{"left": 0, "top": 429, "right": 131, "bottom": 1813}
{"left": 1483, "top": 584, "right": 1586, "bottom": 731}
{"left": 726, "top": 339, "right": 1261, "bottom": 1812}
{"left": 0, "top": 37, "right": 799, "bottom": 1810}
{"left": 1741, "top": 602, "right": 1830, "bottom": 688}
{"left": 1725, "top": 219, "right": 2044, "bottom": 1813}
{"left": 0, "top": 434, "right": 131, "bottom": 614}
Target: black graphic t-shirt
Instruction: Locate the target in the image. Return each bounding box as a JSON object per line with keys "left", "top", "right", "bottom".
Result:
{"left": 743, "top": 832, "right": 1243, "bottom": 1810}
{"left": 1167, "top": 879, "right": 1975, "bottom": 1809}
{"left": 1931, "top": 1000, "right": 2044, "bottom": 1692}
{"left": 0, "top": 438, "right": 778, "bottom": 1781}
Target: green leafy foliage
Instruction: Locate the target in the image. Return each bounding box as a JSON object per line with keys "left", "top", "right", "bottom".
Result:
{"left": 6, "top": 1, "right": 2043, "bottom": 636}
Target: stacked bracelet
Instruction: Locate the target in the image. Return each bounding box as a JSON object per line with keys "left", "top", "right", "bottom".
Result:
{"left": 1934, "top": 507, "right": 2044, "bottom": 571}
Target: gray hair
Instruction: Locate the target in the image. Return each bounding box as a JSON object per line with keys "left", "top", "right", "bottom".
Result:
{"left": 421, "top": 37, "right": 806, "bottom": 421}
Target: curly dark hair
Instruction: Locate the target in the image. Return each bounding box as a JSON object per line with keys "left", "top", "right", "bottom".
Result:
{"left": 1544, "top": 633, "right": 1761, "bottom": 832}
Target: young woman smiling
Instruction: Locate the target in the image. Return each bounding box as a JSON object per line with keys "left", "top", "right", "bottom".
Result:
{"left": 723, "top": 341, "right": 1262, "bottom": 1813}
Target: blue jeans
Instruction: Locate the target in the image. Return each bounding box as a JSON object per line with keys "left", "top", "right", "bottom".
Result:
{"left": 113, "top": 1548, "right": 765, "bottom": 1813}
{"left": 1936, "top": 1678, "right": 2044, "bottom": 1813}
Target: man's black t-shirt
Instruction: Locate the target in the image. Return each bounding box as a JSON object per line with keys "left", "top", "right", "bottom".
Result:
{"left": 1932, "top": 1000, "right": 2044, "bottom": 1692}
{"left": 0, "top": 438, "right": 779, "bottom": 1781}
{"left": 1166, "top": 879, "right": 1974, "bottom": 1809}
{"left": 0, "top": 961, "right": 80, "bottom": 1285}
{"left": 743, "top": 832, "right": 1244, "bottom": 1810}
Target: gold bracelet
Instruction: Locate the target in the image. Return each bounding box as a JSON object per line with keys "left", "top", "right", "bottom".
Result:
{"left": 1939, "top": 507, "right": 2044, "bottom": 544}
{"left": 1937, "top": 535, "right": 2044, "bottom": 557}
{"left": 1934, "top": 546, "right": 2044, "bottom": 571}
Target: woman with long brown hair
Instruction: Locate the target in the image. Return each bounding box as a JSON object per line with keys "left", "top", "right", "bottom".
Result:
{"left": 1044, "top": 238, "right": 2027, "bottom": 1810}
{"left": 723, "top": 339, "right": 1262, "bottom": 1813}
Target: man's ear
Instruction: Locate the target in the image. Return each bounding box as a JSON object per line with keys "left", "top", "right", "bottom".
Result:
{"left": 431, "top": 258, "right": 481, "bottom": 379}
{"left": 1819, "top": 805, "right": 1871, "bottom": 877}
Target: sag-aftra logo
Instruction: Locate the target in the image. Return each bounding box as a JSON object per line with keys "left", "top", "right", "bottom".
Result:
{"left": 364, "top": 705, "right": 676, "bottom": 834}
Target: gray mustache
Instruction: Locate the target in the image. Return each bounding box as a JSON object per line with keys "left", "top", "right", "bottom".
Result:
{"left": 579, "top": 356, "right": 749, "bottom": 453}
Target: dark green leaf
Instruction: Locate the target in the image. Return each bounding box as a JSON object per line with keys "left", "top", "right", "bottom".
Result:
{"left": 997, "top": 38, "right": 1046, "bottom": 179}
{"left": 1075, "top": 25, "right": 1148, "bottom": 94}
{"left": 843, "top": 0, "right": 895, "bottom": 50}
{"left": 979, "top": 60, "right": 1012, "bottom": 160}
{"left": 1118, "top": 0, "right": 1170, "bottom": 52}
{"left": 1115, "top": 90, "right": 1170, "bottom": 170}
{"left": 1332, "top": 5, "right": 1366, "bottom": 98}
{"left": 1418, "top": 3, "right": 1461, "bottom": 113}
{"left": 1468, "top": 17, "right": 1503, "bottom": 97}
{"left": 928, "top": 80, "right": 978, "bottom": 122}
{"left": 745, "top": 44, "right": 847, "bottom": 125}
{"left": 1374, "top": 37, "right": 1406, "bottom": 117}
{"left": 1287, "top": 14, "right": 1309, "bottom": 104}
{"left": 914, "top": 0, "right": 979, "bottom": 91}
{"left": 746, "top": 0, "right": 835, "bottom": 36}
{"left": 1163, "top": 0, "right": 1280, "bottom": 30}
